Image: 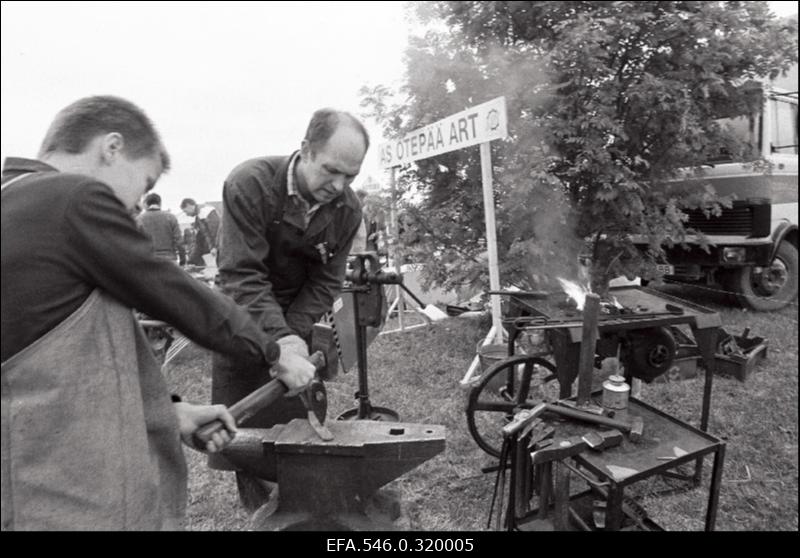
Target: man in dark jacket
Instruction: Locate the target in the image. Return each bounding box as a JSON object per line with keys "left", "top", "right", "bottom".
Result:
{"left": 1, "top": 95, "right": 315, "bottom": 530}
{"left": 180, "top": 197, "right": 220, "bottom": 266}
{"left": 212, "top": 108, "right": 367, "bottom": 510}
{"left": 137, "top": 192, "right": 186, "bottom": 264}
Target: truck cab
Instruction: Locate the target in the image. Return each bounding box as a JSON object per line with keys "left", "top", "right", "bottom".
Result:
{"left": 637, "top": 84, "right": 798, "bottom": 311}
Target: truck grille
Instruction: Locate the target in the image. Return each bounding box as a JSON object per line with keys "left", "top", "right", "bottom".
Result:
{"left": 684, "top": 205, "right": 753, "bottom": 235}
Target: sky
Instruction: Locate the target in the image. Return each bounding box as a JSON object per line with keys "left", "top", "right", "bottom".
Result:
{"left": 1, "top": 0, "right": 411, "bottom": 211}
{"left": 2, "top": 1, "right": 796, "bottom": 212}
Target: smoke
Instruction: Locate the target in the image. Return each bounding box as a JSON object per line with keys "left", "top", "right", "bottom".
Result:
{"left": 472, "top": 41, "right": 588, "bottom": 290}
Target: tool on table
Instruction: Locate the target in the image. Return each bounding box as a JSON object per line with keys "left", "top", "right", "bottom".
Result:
{"left": 543, "top": 402, "right": 644, "bottom": 442}
{"left": 501, "top": 403, "right": 547, "bottom": 438}
{"left": 530, "top": 429, "right": 623, "bottom": 464}
{"left": 193, "top": 350, "right": 334, "bottom": 449}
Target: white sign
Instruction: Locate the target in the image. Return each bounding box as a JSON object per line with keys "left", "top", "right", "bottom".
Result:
{"left": 378, "top": 96, "right": 508, "bottom": 169}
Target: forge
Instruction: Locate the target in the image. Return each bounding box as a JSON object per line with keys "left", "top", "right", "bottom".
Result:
{"left": 503, "top": 286, "right": 722, "bottom": 387}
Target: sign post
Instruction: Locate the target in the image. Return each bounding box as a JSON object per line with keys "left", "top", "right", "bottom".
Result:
{"left": 378, "top": 97, "right": 508, "bottom": 344}
{"left": 479, "top": 142, "right": 502, "bottom": 342}
{"left": 389, "top": 167, "right": 405, "bottom": 331}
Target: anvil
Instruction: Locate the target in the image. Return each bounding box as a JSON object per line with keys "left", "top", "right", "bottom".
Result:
{"left": 220, "top": 419, "right": 446, "bottom": 530}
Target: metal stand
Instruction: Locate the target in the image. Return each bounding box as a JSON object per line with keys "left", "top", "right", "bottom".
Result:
{"left": 337, "top": 253, "right": 403, "bottom": 422}
{"left": 383, "top": 282, "right": 433, "bottom": 334}
{"left": 497, "top": 396, "right": 726, "bottom": 531}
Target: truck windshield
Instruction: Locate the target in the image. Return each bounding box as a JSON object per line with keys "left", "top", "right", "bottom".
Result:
{"left": 707, "top": 91, "right": 798, "bottom": 163}
{"left": 709, "top": 113, "right": 761, "bottom": 163}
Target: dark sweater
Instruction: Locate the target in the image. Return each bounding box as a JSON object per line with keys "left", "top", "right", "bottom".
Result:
{"left": 137, "top": 206, "right": 185, "bottom": 263}
{"left": 1, "top": 157, "right": 278, "bottom": 365}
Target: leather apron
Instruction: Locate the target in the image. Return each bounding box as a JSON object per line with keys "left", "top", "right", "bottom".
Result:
{"left": 1, "top": 289, "right": 187, "bottom": 530}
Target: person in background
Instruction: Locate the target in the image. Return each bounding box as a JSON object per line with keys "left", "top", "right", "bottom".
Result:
{"left": 212, "top": 107, "right": 367, "bottom": 511}
{"left": 180, "top": 197, "right": 220, "bottom": 266}
{"left": 137, "top": 192, "right": 185, "bottom": 265}
{"left": 1, "top": 95, "right": 315, "bottom": 531}
{"left": 354, "top": 189, "right": 385, "bottom": 254}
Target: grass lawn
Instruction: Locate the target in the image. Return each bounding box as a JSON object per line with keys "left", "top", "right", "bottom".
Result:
{"left": 166, "top": 284, "right": 797, "bottom": 531}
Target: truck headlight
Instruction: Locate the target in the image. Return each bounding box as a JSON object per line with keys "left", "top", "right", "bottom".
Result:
{"left": 722, "top": 247, "right": 746, "bottom": 263}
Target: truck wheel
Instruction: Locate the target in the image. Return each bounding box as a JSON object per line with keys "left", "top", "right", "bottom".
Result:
{"left": 731, "top": 241, "right": 798, "bottom": 311}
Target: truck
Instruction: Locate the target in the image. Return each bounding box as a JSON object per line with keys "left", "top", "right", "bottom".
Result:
{"left": 635, "top": 81, "right": 798, "bottom": 311}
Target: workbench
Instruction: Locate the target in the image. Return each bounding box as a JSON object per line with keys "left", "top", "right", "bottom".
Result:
{"left": 516, "top": 396, "right": 726, "bottom": 531}
{"left": 504, "top": 286, "right": 722, "bottom": 433}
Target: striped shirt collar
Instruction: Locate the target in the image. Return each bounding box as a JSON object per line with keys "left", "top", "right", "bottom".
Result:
{"left": 286, "top": 151, "right": 322, "bottom": 229}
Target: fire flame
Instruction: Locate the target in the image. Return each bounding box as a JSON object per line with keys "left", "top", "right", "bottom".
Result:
{"left": 556, "top": 277, "right": 592, "bottom": 310}
{"left": 557, "top": 278, "right": 627, "bottom": 313}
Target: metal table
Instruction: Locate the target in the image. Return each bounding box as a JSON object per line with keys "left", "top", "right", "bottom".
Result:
{"left": 514, "top": 396, "right": 726, "bottom": 531}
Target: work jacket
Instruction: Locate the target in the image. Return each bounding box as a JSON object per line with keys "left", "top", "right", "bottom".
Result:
{"left": 137, "top": 206, "right": 185, "bottom": 263}
{"left": 216, "top": 153, "right": 362, "bottom": 342}
{"left": 210, "top": 154, "right": 362, "bottom": 444}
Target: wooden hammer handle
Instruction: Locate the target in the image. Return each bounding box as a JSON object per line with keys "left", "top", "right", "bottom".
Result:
{"left": 192, "top": 378, "right": 287, "bottom": 449}
{"left": 191, "top": 351, "right": 326, "bottom": 450}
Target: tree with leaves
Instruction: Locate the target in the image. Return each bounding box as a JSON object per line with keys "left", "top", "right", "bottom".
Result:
{"left": 361, "top": 1, "right": 797, "bottom": 295}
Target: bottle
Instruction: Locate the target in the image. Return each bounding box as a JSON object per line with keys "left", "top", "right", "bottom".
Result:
{"left": 602, "top": 374, "right": 630, "bottom": 410}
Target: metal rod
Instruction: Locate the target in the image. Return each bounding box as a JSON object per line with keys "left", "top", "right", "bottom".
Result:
{"left": 705, "top": 443, "right": 726, "bottom": 531}
{"left": 553, "top": 461, "right": 571, "bottom": 530}
{"left": 577, "top": 293, "right": 601, "bottom": 406}
{"left": 513, "top": 434, "right": 528, "bottom": 520}
{"left": 569, "top": 507, "right": 591, "bottom": 531}
{"left": 561, "top": 460, "right": 611, "bottom": 489}
{"left": 352, "top": 290, "right": 372, "bottom": 419}
{"left": 400, "top": 283, "right": 426, "bottom": 307}
{"left": 537, "top": 463, "right": 552, "bottom": 521}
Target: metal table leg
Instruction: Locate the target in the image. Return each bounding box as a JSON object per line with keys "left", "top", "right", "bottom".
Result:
{"left": 705, "top": 443, "right": 726, "bottom": 531}
{"left": 604, "top": 482, "right": 625, "bottom": 531}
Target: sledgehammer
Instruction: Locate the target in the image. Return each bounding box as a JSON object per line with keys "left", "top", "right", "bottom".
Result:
{"left": 192, "top": 351, "right": 333, "bottom": 449}
{"left": 543, "top": 403, "right": 644, "bottom": 442}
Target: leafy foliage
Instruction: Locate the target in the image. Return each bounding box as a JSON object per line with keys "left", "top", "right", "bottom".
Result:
{"left": 361, "top": 1, "right": 797, "bottom": 295}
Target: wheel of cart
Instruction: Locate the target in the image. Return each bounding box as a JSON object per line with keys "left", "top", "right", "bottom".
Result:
{"left": 466, "top": 354, "right": 559, "bottom": 457}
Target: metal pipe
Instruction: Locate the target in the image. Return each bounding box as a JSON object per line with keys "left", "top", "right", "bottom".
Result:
{"left": 352, "top": 290, "right": 371, "bottom": 419}
{"left": 577, "top": 293, "right": 601, "bottom": 405}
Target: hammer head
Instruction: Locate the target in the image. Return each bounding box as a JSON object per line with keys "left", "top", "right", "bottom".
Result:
{"left": 582, "top": 429, "right": 623, "bottom": 450}
{"left": 311, "top": 323, "right": 340, "bottom": 380}
{"left": 628, "top": 416, "right": 644, "bottom": 443}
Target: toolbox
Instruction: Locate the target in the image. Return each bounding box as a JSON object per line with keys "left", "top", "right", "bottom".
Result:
{"left": 653, "top": 326, "right": 768, "bottom": 383}
{"left": 714, "top": 328, "right": 769, "bottom": 382}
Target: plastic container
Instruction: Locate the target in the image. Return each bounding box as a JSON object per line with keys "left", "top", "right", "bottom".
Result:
{"left": 602, "top": 375, "right": 630, "bottom": 410}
